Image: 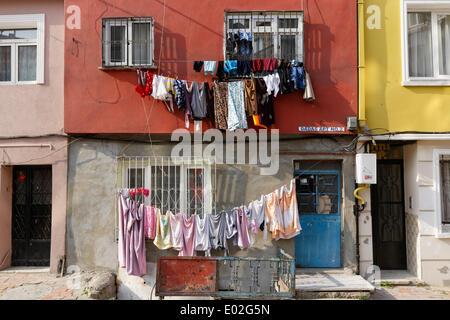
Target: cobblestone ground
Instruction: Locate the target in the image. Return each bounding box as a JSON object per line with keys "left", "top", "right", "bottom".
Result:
{"left": 0, "top": 272, "right": 86, "bottom": 300}
{"left": 370, "top": 285, "right": 450, "bottom": 300}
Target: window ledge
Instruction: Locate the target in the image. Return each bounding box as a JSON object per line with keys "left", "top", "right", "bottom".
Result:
{"left": 99, "top": 65, "right": 158, "bottom": 71}
{"left": 402, "top": 79, "right": 450, "bottom": 86}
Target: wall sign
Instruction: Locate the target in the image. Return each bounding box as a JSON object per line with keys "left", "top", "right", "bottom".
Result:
{"left": 298, "top": 126, "right": 346, "bottom": 133}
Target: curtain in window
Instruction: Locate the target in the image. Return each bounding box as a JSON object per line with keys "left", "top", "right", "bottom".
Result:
{"left": 132, "top": 23, "right": 151, "bottom": 65}
{"left": 280, "top": 35, "right": 296, "bottom": 61}
{"left": 110, "top": 25, "right": 126, "bottom": 63}
{"left": 438, "top": 15, "right": 450, "bottom": 75}
{"left": 0, "top": 46, "right": 11, "bottom": 81}
{"left": 407, "top": 12, "right": 433, "bottom": 77}
{"left": 440, "top": 160, "right": 450, "bottom": 224}
{"left": 18, "top": 45, "right": 37, "bottom": 81}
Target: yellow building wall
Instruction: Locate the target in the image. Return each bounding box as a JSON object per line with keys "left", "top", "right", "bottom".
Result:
{"left": 361, "top": 0, "right": 450, "bottom": 133}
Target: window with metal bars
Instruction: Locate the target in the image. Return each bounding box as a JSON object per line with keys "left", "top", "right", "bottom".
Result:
{"left": 440, "top": 155, "right": 450, "bottom": 224}
{"left": 225, "top": 11, "right": 304, "bottom": 62}
{"left": 102, "top": 17, "right": 154, "bottom": 67}
{"left": 121, "top": 157, "right": 213, "bottom": 218}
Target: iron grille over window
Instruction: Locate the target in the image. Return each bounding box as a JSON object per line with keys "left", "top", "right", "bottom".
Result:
{"left": 225, "top": 11, "right": 304, "bottom": 62}
{"left": 440, "top": 155, "right": 450, "bottom": 224}
{"left": 102, "top": 17, "right": 154, "bottom": 68}
{"left": 118, "top": 157, "right": 215, "bottom": 218}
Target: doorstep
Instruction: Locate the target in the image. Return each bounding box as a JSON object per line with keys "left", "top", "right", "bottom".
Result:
{"left": 295, "top": 268, "right": 375, "bottom": 299}
{"left": 373, "top": 270, "right": 421, "bottom": 286}
{"left": 0, "top": 267, "right": 50, "bottom": 274}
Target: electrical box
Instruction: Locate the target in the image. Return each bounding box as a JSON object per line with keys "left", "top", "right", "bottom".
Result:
{"left": 356, "top": 153, "right": 377, "bottom": 184}
{"left": 347, "top": 116, "right": 358, "bottom": 131}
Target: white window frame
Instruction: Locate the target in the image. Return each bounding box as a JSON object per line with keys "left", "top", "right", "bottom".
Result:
{"left": 124, "top": 161, "right": 212, "bottom": 216}
{"left": 102, "top": 17, "right": 154, "bottom": 68}
{"left": 433, "top": 148, "right": 450, "bottom": 238}
{"left": 225, "top": 12, "right": 304, "bottom": 62}
{"left": 0, "top": 14, "right": 45, "bottom": 85}
{"left": 401, "top": 0, "right": 450, "bottom": 86}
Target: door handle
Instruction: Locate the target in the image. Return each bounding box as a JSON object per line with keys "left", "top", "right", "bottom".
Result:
{"left": 29, "top": 242, "right": 33, "bottom": 247}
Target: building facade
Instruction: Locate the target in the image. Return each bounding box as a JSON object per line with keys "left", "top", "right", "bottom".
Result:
{"left": 0, "top": 0, "right": 67, "bottom": 274}
{"left": 359, "top": 0, "right": 450, "bottom": 287}
{"left": 62, "top": 0, "right": 358, "bottom": 297}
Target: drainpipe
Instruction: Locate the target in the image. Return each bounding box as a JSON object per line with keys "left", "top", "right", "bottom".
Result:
{"left": 354, "top": 185, "right": 368, "bottom": 275}
{"left": 358, "top": 0, "right": 366, "bottom": 125}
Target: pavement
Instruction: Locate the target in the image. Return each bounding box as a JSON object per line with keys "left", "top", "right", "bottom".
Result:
{"left": 369, "top": 285, "right": 450, "bottom": 300}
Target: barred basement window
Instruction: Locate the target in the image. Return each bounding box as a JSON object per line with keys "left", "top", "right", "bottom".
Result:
{"left": 102, "top": 17, "right": 154, "bottom": 68}
{"left": 225, "top": 11, "right": 304, "bottom": 62}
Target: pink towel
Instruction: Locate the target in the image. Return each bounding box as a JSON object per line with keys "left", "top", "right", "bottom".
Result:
{"left": 144, "top": 206, "right": 157, "bottom": 239}
{"left": 180, "top": 214, "right": 197, "bottom": 256}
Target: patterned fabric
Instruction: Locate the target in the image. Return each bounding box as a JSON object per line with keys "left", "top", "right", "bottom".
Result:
{"left": 213, "top": 81, "right": 228, "bottom": 130}
{"left": 227, "top": 81, "right": 248, "bottom": 131}
{"left": 174, "top": 79, "right": 186, "bottom": 110}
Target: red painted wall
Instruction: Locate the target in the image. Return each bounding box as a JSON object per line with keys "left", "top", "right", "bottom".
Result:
{"left": 64, "top": 0, "right": 357, "bottom": 134}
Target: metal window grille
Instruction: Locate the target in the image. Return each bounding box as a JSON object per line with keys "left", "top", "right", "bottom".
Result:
{"left": 440, "top": 155, "right": 450, "bottom": 224}
{"left": 117, "top": 156, "right": 216, "bottom": 218}
{"left": 102, "top": 17, "right": 154, "bottom": 68}
{"left": 225, "top": 11, "right": 304, "bottom": 62}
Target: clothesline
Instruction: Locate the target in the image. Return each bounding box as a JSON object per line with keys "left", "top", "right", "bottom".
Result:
{"left": 117, "top": 178, "right": 302, "bottom": 276}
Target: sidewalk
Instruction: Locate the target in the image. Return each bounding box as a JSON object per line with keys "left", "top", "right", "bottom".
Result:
{"left": 370, "top": 285, "right": 450, "bottom": 300}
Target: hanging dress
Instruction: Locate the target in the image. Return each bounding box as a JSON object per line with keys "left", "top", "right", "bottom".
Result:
{"left": 144, "top": 206, "right": 158, "bottom": 240}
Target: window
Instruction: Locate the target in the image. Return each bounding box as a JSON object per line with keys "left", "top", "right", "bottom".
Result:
{"left": 433, "top": 150, "right": 450, "bottom": 236}
{"left": 401, "top": 1, "right": 450, "bottom": 85}
{"left": 0, "top": 14, "right": 44, "bottom": 84}
{"left": 102, "top": 17, "right": 154, "bottom": 68}
{"left": 225, "top": 12, "right": 304, "bottom": 62}
{"left": 123, "top": 159, "right": 213, "bottom": 217}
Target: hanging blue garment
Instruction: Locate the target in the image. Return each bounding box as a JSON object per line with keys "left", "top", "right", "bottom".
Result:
{"left": 290, "top": 60, "right": 306, "bottom": 90}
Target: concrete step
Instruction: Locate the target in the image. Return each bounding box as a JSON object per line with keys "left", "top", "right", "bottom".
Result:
{"left": 296, "top": 290, "right": 371, "bottom": 300}
{"left": 373, "top": 270, "right": 422, "bottom": 286}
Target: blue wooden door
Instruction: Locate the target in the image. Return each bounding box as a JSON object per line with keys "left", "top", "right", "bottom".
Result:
{"left": 294, "top": 170, "right": 341, "bottom": 268}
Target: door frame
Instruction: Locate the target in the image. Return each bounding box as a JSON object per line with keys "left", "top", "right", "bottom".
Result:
{"left": 371, "top": 159, "right": 407, "bottom": 270}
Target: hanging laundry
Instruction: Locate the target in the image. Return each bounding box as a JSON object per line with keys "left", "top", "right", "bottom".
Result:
{"left": 303, "top": 70, "right": 316, "bottom": 102}
{"left": 152, "top": 75, "right": 175, "bottom": 112}
{"left": 277, "top": 179, "right": 302, "bottom": 240}
{"left": 237, "top": 60, "right": 252, "bottom": 76}
{"left": 216, "top": 61, "right": 226, "bottom": 81}
{"left": 244, "top": 78, "right": 258, "bottom": 116}
{"left": 263, "top": 58, "right": 277, "bottom": 72}
{"left": 255, "top": 78, "right": 275, "bottom": 128}
{"left": 135, "top": 69, "right": 147, "bottom": 98}
{"left": 252, "top": 59, "right": 263, "bottom": 72}
{"left": 180, "top": 214, "right": 197, "bottom": 257}
{"left": 227, "top": 81, "right": 248, "bottom": 131}
{"left": 239, "top": 32, "right": 253, "bottom": 56}
{"left": 145, "top": 72, "right": 154, "bottom": 96}
{"left": 213, "top": 81, "right": 229, "bottom": 130}
{"left": 224, "top": 60, "right": 238, "bottom": 76}
{"left": 204, "top": 82, "right": 215, "bottom": 128}
{"left": 248, "top": 195, "right": 267, "bottom": 232}
{"left": 169, "top": 212, "right": 184, "bottom": 254}
{"left": 263, "top": 73, "right": 281, "bottom": 97}
{"left": 278, "top": 60, "right": 293, "bottom": 95}
{"left": 225, "top": 210, "right": 238, "bottom": 242}
{"left": 234, "top": 206, "right": 251, "bottom": 249}
{"left": 204, "top": 61, "right": 217, "bottom": 75}
{"left": 265, "top": 191, "right": 283, "bottom": 240}
{"left": 117, "top": 189, "right": 146, "bottom": 276}
{"left": 208, "top": 212, "right": 229, "bottom": 255}
{"left": 144, "top": 206, "right": 158, "bottom": 240}
{"left": 153, "top": 210, "right": 172, "bottom": 250}
{"left": 193, "top": 61, "right": 204, "bottom": 72}
{"left": 193, "top": 82, "right": 208, "bottom": 119}
{"left": 174, "top": 79, "right": 187, "bottom": 110}
{"left": 195, "top": 214, "right": 211, "bottom": 256}
{"left": 290, "top": 61, "right": 306, "bottom": 90}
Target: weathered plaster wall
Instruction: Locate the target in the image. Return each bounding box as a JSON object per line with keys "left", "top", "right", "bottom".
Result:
{"left": 66, "top": 136, "right": 356, "bottom": 275}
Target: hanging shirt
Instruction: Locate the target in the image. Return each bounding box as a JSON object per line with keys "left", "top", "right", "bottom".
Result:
{"left": 174, "top": 79, "right": 187, "bottom": 110}
{"left": 195, "top": 214, "right": 211, "bottom": 256}
{"left": 265, "top": 191, "right": 283, "bottom": 240}
{"left": 204, "top": 61, "right": 217, "bottom": 75}
{"left": 255, "top": 78, "right": 275, "bottom": 128}
{"left": 248, "top": 195, "right": 267, "bottom": 241}
{"left": 234, "top": 206, "right": 251, "bottom": 249}
{"left": 153, "top": 210, "right": 172, "bottom": 250}
{"left": 277, "top": 179, "right": 302, "bottom": 240}
{"left": 224, "top": 60, "right": 238, "bottom": 76}
{"left": 169, "top": 212, "right": 184, "bottom": 253}
{"left": 180, "top": 214, "right": 197, "bottom": 257}
{"left": 225, "top": 210, "right": 238, "bottom": 242}
{"left": 144, "top": 206, "right": 158, "bottom": 240}
{"left": 263, "top": 73, "right": 281, "bottom": 97}
{"left": 208, "top": 212, "right": 229, "bottom": 255}
{"left": 244, "top": 78, "right": 258, "bottom": 116}
{"left": 227, "top": 81, "right": 248, "bottom": 131}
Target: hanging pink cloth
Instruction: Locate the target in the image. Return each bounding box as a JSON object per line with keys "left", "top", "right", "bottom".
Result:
{"left": 144, "top": 206, "right": 158, "bottom": 239}
{"left": 169, "top": 212, "right": 184, "bottom": 253}
{"left": 180, "top": 214, "right": 197, "bottom": 257}
{"left": 118, "top": 189, "right": 146, "bottom": 276}
{"left": 235, "top": 206, "right": 251, "bottom": 249}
